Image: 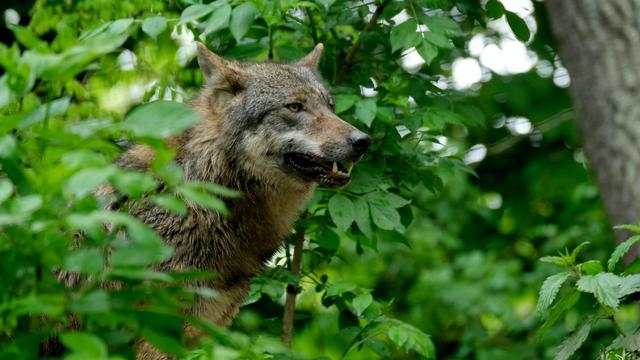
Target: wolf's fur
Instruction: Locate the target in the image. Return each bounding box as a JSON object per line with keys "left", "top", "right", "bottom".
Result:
{"left": 108, "top": 44, "right": 368, "bottom": 359}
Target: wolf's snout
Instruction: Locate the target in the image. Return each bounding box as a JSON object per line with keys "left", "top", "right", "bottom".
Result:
{"left": 350, "top": 131, "right": 371, "bottom": 156}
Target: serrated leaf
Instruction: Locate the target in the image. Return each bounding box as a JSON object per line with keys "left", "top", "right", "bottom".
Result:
{"left": 230, "top": 2, "right": 259, "bottom": 42}
{"left": 204, "top": 4, "right": 231, "bottom": 35}
{"left": 505, "top": 11, "right": 530, "bottom": 42}
{"left": 608, "top": 235, "right": 640, "bottom": 271}
{"left": 619, "top": 274, "right": 640, "bottom": 297}
{"left": 576, "top": 273, "right": 622, "bottom": 309}
{"left": 142, "top": 16, "right": 167, "bottom": 39}
{"left": 555, "top": 320, "right": 592, "bottom": 360}
{"left": 328, "top": 194, "right": 355, "bottom": 231}
{"left": 538, "top": 291, "right": 581, "bottom": 339}
{"left": 122, "top": 101, "right": 200, "bottom": 138}
{"left": 386, "top": 319, "right": 435, "bottom": 359}
{"left": 536, "top": 271, "right": 572, "bottom": 316}
{"left": 352, "top": 197, "right": 373, "bottom": 239}
{"left": 180, "top": 4, "right": 214, "bottom": 24}
{"left": 390, "top": 19, "right": 418, "bottom": 52}
{"left": 354, "top": 99, "right": 377, "bottom": 127}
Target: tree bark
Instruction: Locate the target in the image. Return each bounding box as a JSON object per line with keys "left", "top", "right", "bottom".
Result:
{"left": 546, "top": 0, "right": 640, "bottom": 238}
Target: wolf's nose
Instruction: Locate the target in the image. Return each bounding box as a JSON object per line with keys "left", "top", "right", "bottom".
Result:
{"left": 350, "top": 131, "right": 371, "bottom": 156}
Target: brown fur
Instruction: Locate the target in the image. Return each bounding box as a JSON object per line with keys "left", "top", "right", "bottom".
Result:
{"left": 79, "top": 43, "right": 367, "bottom": 359}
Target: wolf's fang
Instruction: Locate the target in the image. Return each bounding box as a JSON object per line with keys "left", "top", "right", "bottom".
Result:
{"left": 332, "top": 161, "right": 338, "bottom": 173}
{"left": 347, "top": 162, "right": 354, "bottom": 175}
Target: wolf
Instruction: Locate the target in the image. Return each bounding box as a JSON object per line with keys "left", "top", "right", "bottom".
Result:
{"left": 112, "top": 43, "right": 370, "bottom": 358}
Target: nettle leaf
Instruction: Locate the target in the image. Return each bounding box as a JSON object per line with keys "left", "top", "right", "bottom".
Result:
{"left": 122, "top": 101, "right": 200, "bottom": 139}
{"left": 619, "top": 274, "right": 640, "bottom": 297}
{"left": 328, "top": 193, "right": 355, "bottom": 231}
{"left": 352, "top": 197, "right": 373, "bottom": 239}
{"left": 608, "top": 235, "right": 640, "bottom": 271}
{"left": 576, "top": 273, "right": 622, "bottom": 309}
{"left": 180, "top": 4, "right": 215, "bottom": 24}
{"left": 230, "top": 2, "right": 260, "bottom": 42}
{"left": 505, "top": 11, "right": 530, "bottom": 42}
{"left": 386, "top": 319, "right": 435, "bottom": 359}
{"left": 354, "top": 98, "right": 377, "bottom": 127}
{"left": 555, "top": 320, "right": 592, "bottom": 360}
{"left": 141, "top": 16, "right": 167, "bottom": 39}
{"left": 390, "top": 19, "right": 419, "bottom": 52}
{"left": 204, "top": 3, "right": 232, "bottom": 35}
{"left": 538, "top": 291, "right": 581, "bottom": 339}
{"left": 536, "top": 271, "right": 573, "bottom": 316}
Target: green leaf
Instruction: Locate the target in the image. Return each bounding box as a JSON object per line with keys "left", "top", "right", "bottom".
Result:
{"left": 390, "top": 19, "right": 419, "bottom": 52}
{"left": 370, "top": 204, "right": 402, "bottom": 232}
{"left": 424, "top": 31, "right": 451, "bottom": 48}
{"left": 18, "top": 97, "right": 71, "bottom": 129}
{"left": 352, "top": 197, "right": 373, "bottom": 239}
{"left": 416, "top": 40, "right": 438, "bottom": 65}
{"left": 505, "top": 11, "right": 530, "bottom": 42}
{"left": 555, "top": 320, "right": 592, "bottom": 360}
{"left": 619, "top": 274, "right": 640, "bottom": 297}
{"left": 68, "top": 290, "right": 110, "bottom": 314}
{"left": 536, "top": 271, "right": 573, "bottom": 316}
{"left": 178, "top": 185, "right": 228, "bottom": 214}
{"left": 204, "top": 4, "right": 232, "bottom": 35}
{"left": 142, "top": 16, "right": 167, "bottom": 39}
{"left": 352, "top": 293, "right": 373, "bottom": 315}
{"left": 540, "top": 256, "right": 570, "bottom": 267}
{"left": 456, "top": 104, "right": 486, "bottom": 128}
{"left": 386, "top": 319, "right": 435, "bottom": 359}
{"left": 66, "top": 166, "right": 115, "bottom": 198}
{"left": 334, "top": 94, "right": 359, "bottom": 114}
{"left": 122, "top": 101, "right": 200, "bottom": 138}
{"left": 142, "top": 327, "right": 188, "bottom": 357}
{"left": 576, "top": 273, "right": 622, "bottom": 309}
{"left": 569, "top": 241, "right": 590, "bottom": 264}
{"left": 420, "top": 15, "right": 463, "bottom": 36}
{"left": 63, "top": 248, "right": 103, "bottom": 274}
{"left": 608, "top": 235, "right": 640, "bottom": 271}
{"left": 151, "top": 194, "right": 188, "bottom": 216}
{"left": 365, "top": 191, "right": 411, "bottom": 209}
{"left": 229, "top": 2, "right": 259, "bottom": 42}
{"left": 328, "top": 194, "right": 355, "bottom": 231}
{"left": 354, "top": 99, "right": 377, "bottom": 127}
{"left": 0, "top": 179, "right": 14, "bottom": 205}
{"left": 60, "top": 332, "right": 107, "bottom": 359}
{"left": 579, "top": 260, "right": 604, "bottom": 275}
{"left": 376, "top": 107, "right": 395, "bottom": 124}
{"left": 538, "top": 291, "right": 581, "bottom": 339}
{"left": 111, "top": 170, "right": 157, "bottom": 198}
{"left": 486, "top": 0, "right": 505, "bottom": 19}
{"left": 325, "top": 280, "right": 356, "bottom": 297}
{"left": 180, "top": 4, "right": 215, "bottom": 24}
{"left": 107, "top": 18, "right": 134, "bottom": 34}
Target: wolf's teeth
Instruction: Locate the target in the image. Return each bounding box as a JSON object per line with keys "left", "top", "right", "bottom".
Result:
{"left": 332, "top": 161, "right": 338, "bottom": 173}
{"left": 347, "top": 163, "right": 354, "bottom": 175}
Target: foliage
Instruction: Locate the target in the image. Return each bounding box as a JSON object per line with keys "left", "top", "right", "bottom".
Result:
{"left": 0, "top": 0, "right": 636, "bottom": 359}
{"left": 537, "top": 227, "right": 640, "bottom": 360}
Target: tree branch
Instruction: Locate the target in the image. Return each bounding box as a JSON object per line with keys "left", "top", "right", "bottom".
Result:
{"left": 336, "top": 0, "right": 391, "bottom": 84}
{"left": 281, "top": 227, "right": 305, "bottom": 348}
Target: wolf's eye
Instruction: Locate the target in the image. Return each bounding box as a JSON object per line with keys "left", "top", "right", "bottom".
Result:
{"left": 286, "top": 103, "right": 304, "bottom": 112}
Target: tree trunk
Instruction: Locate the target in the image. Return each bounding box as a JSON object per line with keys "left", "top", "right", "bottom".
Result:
{"left": 546, "top": 0, "right": 640, "bottom": 239}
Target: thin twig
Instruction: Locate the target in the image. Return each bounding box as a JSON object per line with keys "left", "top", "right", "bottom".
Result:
{"left": 281, "top": 227, "right": 305, "bottom": 348}
{"left": 336, "top": 0, "right": 391, "bottom": 84}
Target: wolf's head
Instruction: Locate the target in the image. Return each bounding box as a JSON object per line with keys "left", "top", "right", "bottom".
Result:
{"left": 194, "top": 43, "right": 370, "bottom": 189}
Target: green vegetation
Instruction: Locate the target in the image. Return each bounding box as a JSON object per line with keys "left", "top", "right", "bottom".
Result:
{"left": 0, "top": 0, "right": 638, "bottom": 359}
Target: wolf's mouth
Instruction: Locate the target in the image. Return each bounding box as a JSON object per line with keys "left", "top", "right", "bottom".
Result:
{"left": 284, "top": 153, "right": 355, "bottom": 188}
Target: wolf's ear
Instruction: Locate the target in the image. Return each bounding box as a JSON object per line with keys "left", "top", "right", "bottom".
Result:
{"left": 296, "top": 43, "right": 324, "bottom": 69}
{"left": 197, "top": 43, "right": 243, "bottom": 93}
